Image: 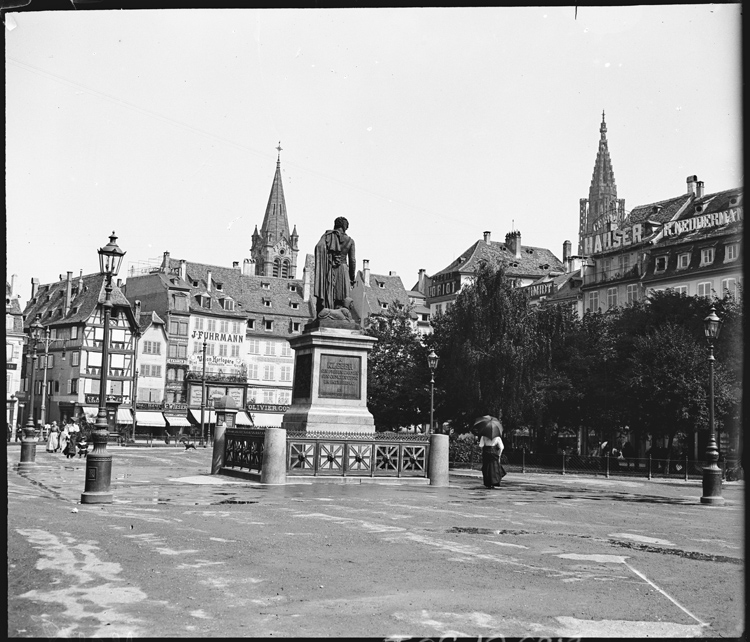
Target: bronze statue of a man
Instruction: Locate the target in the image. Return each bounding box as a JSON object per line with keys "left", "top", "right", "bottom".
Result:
{"left": 314, "top": 217, "right": 356, "bottom": 317}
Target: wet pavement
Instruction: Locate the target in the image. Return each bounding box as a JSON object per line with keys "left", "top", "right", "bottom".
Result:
{"left": 7, "top": 444, "right": 745, "bottom": 638}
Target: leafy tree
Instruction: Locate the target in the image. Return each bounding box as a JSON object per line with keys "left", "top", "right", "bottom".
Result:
{"left": 364, "top": 304, "right": 431, "bottom": 431}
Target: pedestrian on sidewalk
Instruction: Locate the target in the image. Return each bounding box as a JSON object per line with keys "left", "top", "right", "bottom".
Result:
{"left": 46, "top": 421, "right": 60, "bottom": 453}
{"left": 474, "top": 415, "right": 505, "bottom": 489}
{"left": 58, "top": 422, "right": 70, "bottom": 455}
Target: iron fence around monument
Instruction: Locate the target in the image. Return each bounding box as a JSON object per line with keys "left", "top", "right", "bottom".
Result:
{"left": 224, "top": 428, "right": 266, "bottom": 473}
{"left": 286, "top": 430, "right": 431, "bottom": 478}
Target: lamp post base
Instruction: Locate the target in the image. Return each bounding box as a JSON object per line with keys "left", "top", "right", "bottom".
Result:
{"left": 17, "top": 461, "right": 37, "bottom": 472}
{"left": 700, "top": 466, "right": 724, "bottom": 505}
{"left": 80, "top": 490, "right": 114, "bottom": 504}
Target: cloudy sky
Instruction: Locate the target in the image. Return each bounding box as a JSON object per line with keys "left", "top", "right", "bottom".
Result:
{"left": 5, "top": 6, "right": 742, "bottom": 307}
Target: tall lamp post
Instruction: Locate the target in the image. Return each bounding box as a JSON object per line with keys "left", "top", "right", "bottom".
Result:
{"left": 39, "top": 326, "right": 51, "bottom": 429}
{"left": 700, "top": 304, "right": 724, "bottom": 505}
{"left": 81, "top": 232, "right": 125, "bottom": 504}
{"left": 427, "top": 349, "right": 439, "bottom": 435}
{"left": 18, "top": 317, "right": 44, "bottom": 470}
{"left": 200, "top": 338, "right": 207, "bottom": 447}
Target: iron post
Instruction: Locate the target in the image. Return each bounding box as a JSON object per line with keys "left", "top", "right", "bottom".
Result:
{"left": 200, "top": 338, "right": 207, "bottom": 447}
{"left": 701, "top": 304, "right": 724, "bottom": 505}
{"left": 18, "top": 318, "right": 43, "bottom": 470}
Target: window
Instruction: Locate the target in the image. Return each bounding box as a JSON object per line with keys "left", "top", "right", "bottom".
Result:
{"left": 219, "top": 320, "right": 229, "bottom": 334}
{"left": 263, "top": 389, "right": 275, "bottom": 404}
{"left": 176, "top": 368, "right": 183, "bottom": 381}
{"left": 586, "top": 291, "right": 599, "bottom": 312}
{"left": 261, "top": 282, "right": 270, "bottom": 290}
{"left": 172, "top": 294, "right": 188, "bottom": 311}
{"left": 248, "top": 364, "right": 259, "bottom": 380}
{"left": 232, "top": 322, "right": 242, "bottom": 335}
{"left": 381, "top": 302, "right": 389, "bottom": 310}
{"left": 193, "top": 341, "right": 202, "bottom": 354}
{"left": 700, "top": 248, "right": 715, "bottom": 266}
{"left": 264, "top": 320, "right": 273, "bottom": 331}
{"left": 697, "top": 282, "right": 712, "bottom": 298}
{"left": 626, "top": 284, "right": 638, "bottom": 304}
{"left": 281, "top": 342, "right": 292, "bottom": 357}
{"left": 205, "top": 343, "right": 215, "bottom": 356}
{"left": 47, "top": 354, "right": 55, "bottom": 369}
{"left": 169, "top": 320, "right": 188, "bottom": 336}
{"left": 654, "top": 256, "right": 668, "bottom": 272}
{"left": 71, "top": 378, "right": 78, "bottom": 394}
{"left": 265, "top": 341, "right": 276, "bottom": 356}
{"left": 207, "top": 319, "right": 216, "bottom": 332}
{"left": 606, "top": 288, "right": 618, "bottom": 309}
{"left": 288, "top": 284, "right": 296, "bottom": 292}
{"left": 202, "top": 297, "right": 211, "bottom": 309}
{"left": 263, "top": 299, "right": 272, "bottom": 308}
{"left": 215, "top": 282, "right": 223, "bottom": 291}
{"left": 141, "top": 365, "right": 151, "bottom": 377}
{"left": 248, "top": 339, "right": 260, "bottom": 354}
{"left": 195, "top": 317, "right": 204, "bottom": 330}
{"left": 167, "top": 368, "right": 176, "bottom": 381}
{"left": 143, "top": 341, "right": 162, "bottom": 355}
{"left": 278, "top": 391, "right": 291, "bottom": 405}
{"left": 219, "top": 344, "right": 227, "bottom": 357}
{"left": 263, "top": 365, "right": 275, "bottom": 381}
{"left": 247, "top": 319, "right": 255, "bottom": 331}
{"left": 289, "top": 302, "right": 299, "bottom": 310}
{"left": 292, "top": 322, "right": 301, "bottom": 333}
{"left": 71, "top": 351, "right": 80, "bottom": 367}
{"left": 71, "top": 326, "right": 79, "bottom": 340}
{"left": 721, "top": 278, "right": 738, "bottom": 298}
{"left": 672, "top": 285, "right": 688, "bottom": 295}
{"left": 725, "top": 243, "right": 739, "bottom": 262}
{"left": 280, "top": 365, "right": 292, "bottom": 382}
{"left": 677, "top": 253, "right": 691, "bottom": 269}
{"left": 231, "top": 345, "right": 240, "bottom": 358}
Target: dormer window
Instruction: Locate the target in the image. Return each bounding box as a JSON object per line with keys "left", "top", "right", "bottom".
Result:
{"left": 247, "top": 319, "right": 255, "bottom": 330}
{"left": 380, "top": 302, "right": 388, "bottom": 310}
{"left": 288, "top": 284, "right": 296, "bottom": 292}
{"left": 289, "top": 302, "right": 299, "bottom": 310}
{"left": 377, "top": 281, "right": 385, "bottom": 289}
{"left": 677, "top": 253, "right": 691, "bottom": 270}
{"left": 202, "top": 296, "right": 211, "bottom": 309}
{"left": 263, "top": 299, "right": 272, "bottom": 308}
{"left": 700, "top": 248, "right": 715, "bottom": 266}
{"left": 215, "top": 282, "right": 223, "bottom": 291}
{"left": 221, "top": 298, "right": 235, "bottom": 311}
{"left": 261, "top": 282, "right": 271, "bottom": 290}
{"left": 725, "top": 243, "right": 739, "bottom": 262}
{"left": 264, "top": 320, "right": 273, "bottom": 331}
{"left": 192, "top": 280, "right": 199, "bottom": 287}
{"left": 654, "top": 256, "right": 668, "bottom": 273}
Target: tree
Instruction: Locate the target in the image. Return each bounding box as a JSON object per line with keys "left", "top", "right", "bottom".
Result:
{"left": 364, "top": 304, "right": 431, "bottom": 431}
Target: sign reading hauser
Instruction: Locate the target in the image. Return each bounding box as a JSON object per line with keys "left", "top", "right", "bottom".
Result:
{"left": 318, "top": 354, "right": 361, "bottom": 399}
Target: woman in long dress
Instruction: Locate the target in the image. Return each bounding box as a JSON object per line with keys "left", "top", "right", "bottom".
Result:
{"left": 480, "top": 430, "right": 504, "bottom": 489}
{"left": 58, "top": 423, "right": 70, "bottom": 455}
{"left": 46, "top": 421, "right": 60, "bottom": 453}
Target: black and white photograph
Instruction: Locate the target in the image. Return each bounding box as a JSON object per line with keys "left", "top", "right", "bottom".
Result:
{"left": 5, "top": 4, "right": 743, "bottom": 639}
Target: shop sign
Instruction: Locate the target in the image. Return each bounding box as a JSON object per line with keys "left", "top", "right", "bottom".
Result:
{"left": 136, "top": 402, "right": 164, "bottom": 410}
{"left": 6, "top": 363, "right": 18, "bottom": 370}
{"left": 85, "top": 394, "right": 124, "bottom": 404}
{"left": 247, "top": 403, "right": 290, "bottom": 413}
{"left": 190, "top": 330, "right": 244, "bottom": 343}
{"left": 520, "top": 281, "right": 554, "bottom": 298}
{"left": 164, "top": 402, "right": 188, "bottom": 410}
{"left": 583, "top": 223, "right": 644, "bottom": 256}
{"left": 167, "top": 358, "right": 188, "bottom": 365}
{"left": 663, "top": 206, "right": 743, "bottom": 238}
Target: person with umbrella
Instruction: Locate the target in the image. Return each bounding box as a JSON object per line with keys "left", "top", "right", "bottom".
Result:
{"left": 474, "top": 415, "right": 505, "bottom": 489}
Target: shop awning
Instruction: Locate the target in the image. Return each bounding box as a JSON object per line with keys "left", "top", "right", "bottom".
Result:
{"left": 82, "top": 407, "right": 99, "bottom": 422}
{"left": 135, "top": 411, "right": 167, "bottom": 428}
{"left": 235, "top": 411, "right": 255, "bottom": 427}
{"left": 188, "top": 409, "right": 216, "bottom": 424}
{"left": 164, "top": 415, "right": 192, "bottom": 428}
{"left": 248, "top": 412, "right": 283, "bottom": 428}
{"left": 116, "top": 409, "right": 133, "bottom": 424}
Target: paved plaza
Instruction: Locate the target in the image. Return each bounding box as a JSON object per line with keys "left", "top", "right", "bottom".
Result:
{"left": 7, "top": 444, "right": 744, "bottom": 638}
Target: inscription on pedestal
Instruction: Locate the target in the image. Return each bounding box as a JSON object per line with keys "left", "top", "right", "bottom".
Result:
{"left": 319, "top": 354, "right": 361, "bottom": 400}
{"left": 292, "top": 353, "right": 313, "bottom": 401}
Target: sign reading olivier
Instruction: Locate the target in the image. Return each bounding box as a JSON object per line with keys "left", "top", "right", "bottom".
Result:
{"left": 318, "top": 354, "right": 361, "bottom": 400}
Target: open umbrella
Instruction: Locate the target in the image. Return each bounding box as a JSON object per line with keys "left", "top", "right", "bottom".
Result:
{"left": 473, "top": 415, "right": 502, "bottom": 439}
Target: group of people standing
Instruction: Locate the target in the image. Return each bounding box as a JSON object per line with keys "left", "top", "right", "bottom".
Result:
{"left": 45, "top": 420, "right": 87, "bottom": 458}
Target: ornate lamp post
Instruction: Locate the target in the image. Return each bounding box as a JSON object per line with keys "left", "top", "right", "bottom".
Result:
{"left": 81, "top": 232, "right": 125, "bottom": 504}
{"left": 427, "top": 349, "right": 439, "bottom": 435}
{"left": 18, "top": 317, "right": 44, "bottom": 470}
{"left": 39, "top": 325, "right": 52, "bottom": 429}
{"left": 700, "top": 304, "right": 724, "bottom": 505}
{"left": 200, "top": 338, "right": 207, "bottom": 447}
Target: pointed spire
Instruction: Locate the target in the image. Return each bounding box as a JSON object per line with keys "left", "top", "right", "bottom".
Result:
{"left": 259, "top": 142, "right": 290, "bottom": 244}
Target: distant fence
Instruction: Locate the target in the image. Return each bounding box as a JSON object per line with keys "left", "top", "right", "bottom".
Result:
{"left": 450, "top": 446, "right": 743, "bottom": 481}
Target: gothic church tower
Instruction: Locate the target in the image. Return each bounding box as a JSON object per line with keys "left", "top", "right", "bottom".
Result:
{"left": 251, "top": 144, "right": 299, "bottom": 278}
{"left": 578, "top": 112, "right": 625, "bottom": 255}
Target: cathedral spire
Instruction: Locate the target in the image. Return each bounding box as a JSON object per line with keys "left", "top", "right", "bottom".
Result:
{"left": 260, "top": 142, "right": 290, "bottom": 243}
{"left": 578, "top": 112, "right": 625, "bottom": 254}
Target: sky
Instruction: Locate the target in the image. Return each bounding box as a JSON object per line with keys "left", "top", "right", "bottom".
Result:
{"left": 5, "top": 5, "right": 743, "bottom": 309}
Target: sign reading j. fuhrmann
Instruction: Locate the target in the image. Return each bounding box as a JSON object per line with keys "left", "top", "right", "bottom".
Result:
{"left": 318, "top": 354, "right": 361, "bottom": 400}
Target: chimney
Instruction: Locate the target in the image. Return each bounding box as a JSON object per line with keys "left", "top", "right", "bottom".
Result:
{"left": 563, "top": 240, "right": 572, "bottom": 273}
{"left": 64, "top": 271, "right": 73, "bottom": 314}
{"left": 302, "top": 265, "right": 311, "bottom": 302}
{"left": 363, "top": 259, "right": 371, "bottom": 287}
{"left": 233, "top": 261, "right": 240, "bottom": 269}
{"left": 10, "top": 273, "right": 17, "bottom": 297}
{"left": 418, "top": 269, "right": 426, "bottom": 293}
{"left": 483, "top": 231, "right": 492, "bottom": 244}
{"left": 162, "top": 251, "right": 170, "bottom": 272}
{"left": 179, "top": 259, "right": 187, "bottom": 280}
{"left": 505, "top": 231, "right": 522, "bottom": 259}
{"left": 388, "top": 270, "right": 397, "bottom": 277}
{"left": 134, "top": 299, "right": 142, "bottom": 320}
{"left": 206, "top": 270, "right": 212, "bottom": 292}
{"left": 696, "top": 181, "right": 705, "bottom": 198}
{"left": 686, "top": 175, "right": 699, "bottom": 195}
{"left": 243, "top": 258, "right": 255, "bottom": 276}
{"left": 30, "top": 277, "right": 40, "bottom": 301}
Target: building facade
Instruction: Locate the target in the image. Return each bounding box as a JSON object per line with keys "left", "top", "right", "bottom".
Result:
{"left": 6, "top": 275, "right": 25, "bottom": 431}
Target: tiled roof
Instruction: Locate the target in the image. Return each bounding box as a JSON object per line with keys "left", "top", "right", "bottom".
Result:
{"left": 6, "top": 283, "right": 22, "bottom": 316}
{"left": 22, "top": 273, "right": 134, "bottom": 331}
{"left": 432, "top": 239, "right": 564, "bottom": 279}
{"left": 138, "top": 310, "right": 166, "bottom": 333}
{"left": 624, "top": 194, "right": 692, "bottom": 226}
{"left": 166, "top": 258, "right": 314, "bottom": 321}
{"left": 352, "top": 271, "right": 413, "bottom": 320}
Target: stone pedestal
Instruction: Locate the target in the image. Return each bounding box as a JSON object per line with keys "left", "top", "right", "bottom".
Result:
{"left": 282, "top": 320, "right": 377, "bottom": 434}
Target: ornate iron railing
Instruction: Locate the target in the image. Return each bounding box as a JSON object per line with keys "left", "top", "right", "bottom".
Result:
{"left": 224, "top": 428, "right": 265, "bottom": 472}
{"left": 286, "top": 431, "right": 430, "bottom": 477}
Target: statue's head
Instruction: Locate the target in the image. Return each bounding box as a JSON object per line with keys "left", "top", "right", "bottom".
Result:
{"left": 334, "top": 216, "right": 349, "bottom": 232}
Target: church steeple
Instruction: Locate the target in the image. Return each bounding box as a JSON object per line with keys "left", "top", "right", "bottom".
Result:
{"left": 250, "top": 143, "right": 298, "bottom": 278}
{"left": 578, "top": 112, "right": 625, "bottom": 254}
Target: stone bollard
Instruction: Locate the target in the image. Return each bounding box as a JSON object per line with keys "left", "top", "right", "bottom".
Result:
{"left": 428, "top": 433, "right": 449, "bottom": 486}
{"left": 210, "top": 422, "right": 227, "bottom": 475}
{"left": 260, "top": 427, "right": 287, "bottom": 485}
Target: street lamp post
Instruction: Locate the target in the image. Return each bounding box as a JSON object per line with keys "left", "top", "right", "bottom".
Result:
{"left": 81, "top": 232, "right": 125, "bottom": 505}
{"left": 39, "top": 326, "right": 51, "bottom": 429}
{"left": 427, "top": 349, "right": 439, "bottom": 435}
{"left": 200, "top": 338, "right": 207, "bottom": 447}
{"left": 19, "top": 317, "right": 44, "bottom": 470}
{"left": 700, "top": 303, "right": 724, "bottom": 505}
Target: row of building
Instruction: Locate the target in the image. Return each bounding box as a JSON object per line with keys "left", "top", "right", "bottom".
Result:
{"left": 6, "top": 115, "right": 743, "bottom": 438}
